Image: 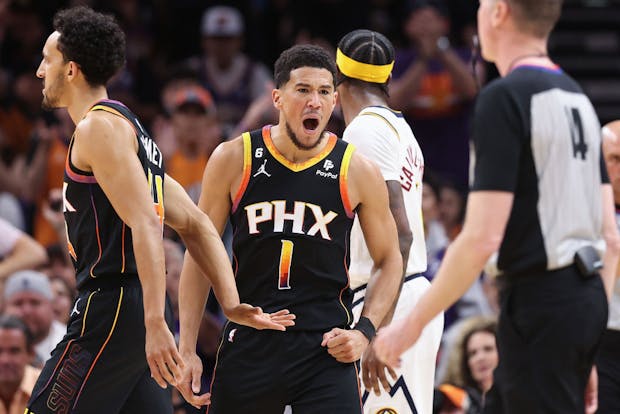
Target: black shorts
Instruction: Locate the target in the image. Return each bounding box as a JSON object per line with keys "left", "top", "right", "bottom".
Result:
{"left": 484, "top": 265, "right": 608, "bottom": 414}
{"left": 207, "top": 324, "right": 362, "bottom": 413}
{"left": 26, "top": 276, "right": 173, "bottom": 414}
{"left": 597, "top": 328, "right": 620, "bottom": 413}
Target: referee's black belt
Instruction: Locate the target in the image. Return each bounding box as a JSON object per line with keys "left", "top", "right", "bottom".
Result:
{"left": 496, "top": 262, "right": 582, "bottom": 291}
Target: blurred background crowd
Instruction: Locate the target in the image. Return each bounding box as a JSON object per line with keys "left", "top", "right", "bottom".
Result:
{"left": 0, "top": 0, "right": 618, "bottom": 412}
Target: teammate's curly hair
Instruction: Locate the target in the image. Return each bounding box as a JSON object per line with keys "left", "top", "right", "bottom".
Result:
{"left": 336, "top": 29, "right": 394, "bottom": 96}
{"left": 53, "top": 6, "right": 125, "bottom": 87}
{"left": 274, "top": 45, "right": 336, "bottom": 88}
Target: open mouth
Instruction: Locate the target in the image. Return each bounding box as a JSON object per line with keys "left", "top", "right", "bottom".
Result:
{"left": 302, "top": 118, "right": 319, "bottom": 132}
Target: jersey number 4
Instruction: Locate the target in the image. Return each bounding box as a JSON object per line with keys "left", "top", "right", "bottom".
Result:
{"left": 566, "top": 107, "right": 587, "bottom": 160}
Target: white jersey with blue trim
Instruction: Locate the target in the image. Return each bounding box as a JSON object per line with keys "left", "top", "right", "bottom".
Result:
{"left": 343, "top": 105, "right": 426, "bottom": 289}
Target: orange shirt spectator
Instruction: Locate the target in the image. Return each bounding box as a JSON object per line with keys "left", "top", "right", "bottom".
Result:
{"left": 166, "top": 84, "right": 221, "bottom": 201}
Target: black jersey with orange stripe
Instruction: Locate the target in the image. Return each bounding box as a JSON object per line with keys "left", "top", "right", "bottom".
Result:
{"left": 63, "top": 99, "right": 165, "bottom": 290}
{"left": 230, "top": 126, "right": 356, "bottom": 331}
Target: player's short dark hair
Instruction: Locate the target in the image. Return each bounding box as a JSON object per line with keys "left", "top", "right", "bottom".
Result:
{"left": 53, "top": 6, "right": 126, "bottom": 87}
{"left": 0, "top": 315, "right": 34, "bottom": 349}
{"left": 508, "top": 0, "right": 563, "bottom": 38}
{"left": 336, "top": 29, "right": 394, "bottom": 96}
{"left": 274, "top": 44, "right": 336, "bottom": 88}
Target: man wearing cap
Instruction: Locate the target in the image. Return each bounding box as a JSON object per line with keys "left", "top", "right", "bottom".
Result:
{"left": 336, "top": 29, "right": 443, "bottom": 414}
{"left": 166, "top": 83, "right": 222, "bottom": 201}
{"left": 4, "top": 270, "right": 66, "bottom": 367}
{"left": 186, "top": 5, "right": 273, "bottom": 138}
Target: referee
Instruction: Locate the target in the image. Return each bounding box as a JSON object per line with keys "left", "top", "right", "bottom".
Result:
{"left": 373, "top": 1, "right": 620, "bottom": 413}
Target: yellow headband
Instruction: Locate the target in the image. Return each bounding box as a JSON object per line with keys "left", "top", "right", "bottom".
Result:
{"left": 336, "top": 48, "right": 394, "bottom": 84}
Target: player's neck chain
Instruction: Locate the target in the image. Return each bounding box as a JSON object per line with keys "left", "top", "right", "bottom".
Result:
{"left": 507, "top": 52, "right": 548, "bottom": 73}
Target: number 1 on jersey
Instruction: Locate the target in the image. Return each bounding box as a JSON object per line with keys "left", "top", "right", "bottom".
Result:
{"left": 279, "top": 240, "right": 294, "bottom": 290}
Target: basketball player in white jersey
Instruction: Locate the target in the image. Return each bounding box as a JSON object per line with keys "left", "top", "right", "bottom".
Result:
{"left": 336, "top": 29, "right": 443, "bottom": 414}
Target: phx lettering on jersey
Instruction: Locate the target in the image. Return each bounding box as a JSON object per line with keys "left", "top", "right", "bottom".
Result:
{"left": 245, "top": 200, "right": 337, "bottom": 240}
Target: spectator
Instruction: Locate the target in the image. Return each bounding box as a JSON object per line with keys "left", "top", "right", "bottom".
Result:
{"left": 166, "top": 84, "right": 222, "bottom": 202}
{"left": 48, "top": 275, "right": 75, "bottom": 326}
{"left": 422, "top": 174, "right": 449, "bottom": 264}
{"left": 186, "top": 5, "right": 273, "bottom": 138}
{"left": 390, "top": 0, "right": 478, "bottom": 186}
{"left": 3, "top": 270, "right": 65, "bottom": 367}
{"left": 0, "top": 218, "right": 47, "bottom": 290}
{"left": 40, "top": 243, "right": 74, "bottom": 284}
{"left": 436, "top": 316, "right": 498, "bottom": 414}
{"left": 0, "top": 71, "right": 47, "bottom": 203}
{"left": 0, "top": 315, "right": 41, "bottom": 414}
{"left": 30, "top": 109, "right": 72, "bottom": 248}
{"left": 438, "top": 178, "right": 466, "bottom": 241}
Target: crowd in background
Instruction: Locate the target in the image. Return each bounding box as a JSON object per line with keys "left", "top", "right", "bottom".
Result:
{"left": 0, "top": 0, "right": 545, "bottom": 412}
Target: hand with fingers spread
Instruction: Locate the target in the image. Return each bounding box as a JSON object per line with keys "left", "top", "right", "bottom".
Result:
{"left": 145, "top": 318, "right": 184, "bottom": 388}
{"left": 225, "top": 304, "right": 296, "bottom": 331}
{"left": 176, "top": 351, "right": 211, "bottom": 409}
{"left": 362, "top": 339, "right": 398, "bottom": 396}
{"left": 373, "top": 317, "right": 421, "bottom": 369}
{"left": 321, "top": 328, "right": 369, "bottom": 363}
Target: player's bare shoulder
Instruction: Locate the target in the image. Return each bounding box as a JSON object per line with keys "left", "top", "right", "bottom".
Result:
{"left": 207, "top": 135, "right": 244, "bottom": 175}
{"left": 201, "top": 134, "right": 246, "bottom": 195}
{"left": 346, "top": 149, "right": 386, "bottom": 210}
{"left": 71, "top": 108, "right": 136, "bottom": 172}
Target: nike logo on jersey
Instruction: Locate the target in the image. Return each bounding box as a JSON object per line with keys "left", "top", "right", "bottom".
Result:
{"left": 228, "top": 328, "right": 237, "bottom": 343}
{"left": 245, "top": 200, "right": 337, "bottom": 240}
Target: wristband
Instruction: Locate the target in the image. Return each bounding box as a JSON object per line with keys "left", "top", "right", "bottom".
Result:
{"left": 354, "top": 316, "right": 376, "bottom": 341}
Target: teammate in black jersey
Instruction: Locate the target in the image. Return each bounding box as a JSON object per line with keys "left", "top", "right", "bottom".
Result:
{"left": 28, "top": 7, "right": 293, "bottom": 413}
{"left": 176, "top": 44, "right": 403, "bottom": 413}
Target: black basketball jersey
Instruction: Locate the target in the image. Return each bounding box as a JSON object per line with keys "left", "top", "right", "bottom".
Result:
{"left": 63, "top": 99, "right": 165, "bottom": 289}
{"left": 231, "top": 126, "right": 356, "bottom": 331}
